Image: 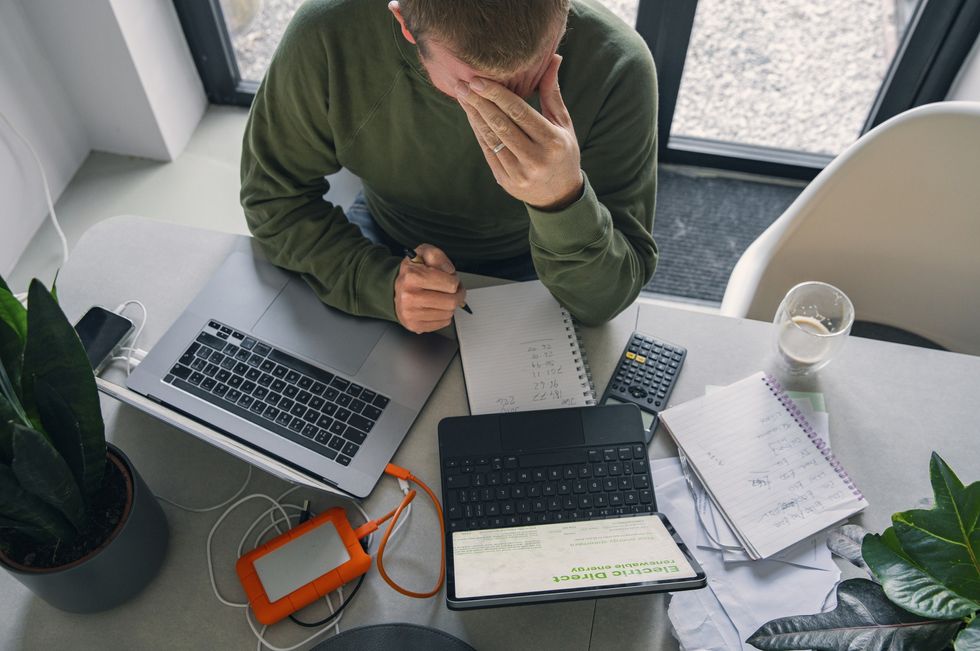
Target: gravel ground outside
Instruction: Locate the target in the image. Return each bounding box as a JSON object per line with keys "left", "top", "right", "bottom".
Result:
{"left": 672, "top": 0, "right": 909, "bottom": 155}
{"left": 224, "top": 0, "right": 906, "bottom": 156}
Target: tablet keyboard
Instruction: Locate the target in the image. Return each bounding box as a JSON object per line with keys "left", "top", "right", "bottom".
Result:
{"left": 164, "top": 320, "right": 389, "bottom": 467}
{"left": 442, "top": 445, "right": 656, "bottom": 532}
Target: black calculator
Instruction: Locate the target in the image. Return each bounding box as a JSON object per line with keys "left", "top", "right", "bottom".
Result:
{"left": 600, "top": 332, "right": 686, "bottom": 443}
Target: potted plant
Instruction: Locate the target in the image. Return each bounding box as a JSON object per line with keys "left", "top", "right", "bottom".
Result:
{"left": 749, "top": 452, "right": 979, "bottom": 650}
{"left": 0, "top": 276, "right": 168, "bottom": 613}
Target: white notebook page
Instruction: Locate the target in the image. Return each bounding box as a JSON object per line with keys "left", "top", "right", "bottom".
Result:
{"left": 454, "top": 281, "right": 594, "bottom": 415}
{"left": 660, "top": 372, "right": 868, "bottom": 559}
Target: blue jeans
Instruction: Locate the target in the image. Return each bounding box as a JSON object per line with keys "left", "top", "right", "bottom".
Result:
{"left": 346, "top": 193, "right": 538, "bottom": 281}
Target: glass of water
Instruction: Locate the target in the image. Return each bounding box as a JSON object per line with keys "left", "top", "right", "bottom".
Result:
{"left": 773, "top": 281, "right": 854, "bottom": 376}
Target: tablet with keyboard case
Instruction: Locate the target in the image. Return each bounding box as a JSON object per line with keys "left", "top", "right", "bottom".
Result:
{"left": 437, "top": 404, "right": 706, "bottom": 609}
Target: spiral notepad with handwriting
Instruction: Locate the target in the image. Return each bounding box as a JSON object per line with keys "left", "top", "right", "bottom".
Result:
{"left": 454, "top": 281, "right": 595, "bottom": 415}
{"left": 659, "top": 372, "right": 868, "bottom": 559}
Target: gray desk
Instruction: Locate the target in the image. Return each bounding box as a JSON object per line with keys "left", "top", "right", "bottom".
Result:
{"left": 2, "top": 216, "right": 978, "bottom": 650}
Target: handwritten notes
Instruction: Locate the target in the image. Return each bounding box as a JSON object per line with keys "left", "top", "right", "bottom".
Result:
{"left": 454, "top": 281, "right": 595, "bottom": 415}
{"left": 660, "top": 372, "right": 868, "bottom": 559}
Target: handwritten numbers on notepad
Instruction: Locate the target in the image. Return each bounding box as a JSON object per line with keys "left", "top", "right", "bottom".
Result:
{"left": 455, "top": 281, "right": 595, "bottom": 415}
{"left": 528, "top": 340, "right": 565, "bottom": 405}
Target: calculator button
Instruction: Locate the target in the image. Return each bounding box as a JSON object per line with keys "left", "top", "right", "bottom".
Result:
{"left": 636, "top": 355, "right": 646, "bottom": 364}
{"left": 625, "top": 351, "right": 636, "bottom": 360}
{"left": 629, "top": 387, "right": 648, "bottom": 398}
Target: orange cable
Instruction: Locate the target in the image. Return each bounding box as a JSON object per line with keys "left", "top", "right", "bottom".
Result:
{"left": 376, "top": 466, "right": 446, "bottom": 598}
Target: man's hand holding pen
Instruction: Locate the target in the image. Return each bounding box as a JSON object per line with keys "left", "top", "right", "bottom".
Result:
{"left": 395, "top": 244, "right": 470, "bottom": 334}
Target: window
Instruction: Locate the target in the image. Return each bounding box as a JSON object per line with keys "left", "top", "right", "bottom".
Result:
{"left": 175, "top": 0, "right": 980, "bottom": 179}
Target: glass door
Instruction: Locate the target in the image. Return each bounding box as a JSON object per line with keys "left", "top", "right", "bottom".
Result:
{"left": 670, "top": 0, "right": 917, "bottom": 158}
{"left": 637, "top": 0, "right": 980, "bottom": 178}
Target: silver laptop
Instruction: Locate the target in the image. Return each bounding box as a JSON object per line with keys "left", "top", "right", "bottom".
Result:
{"left": 127, "top": 240, "right": 457, "bottom": 497}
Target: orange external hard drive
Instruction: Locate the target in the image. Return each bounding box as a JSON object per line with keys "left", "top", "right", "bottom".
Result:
{"left": 236, "top": 507, "right": 371, "bottom": 625}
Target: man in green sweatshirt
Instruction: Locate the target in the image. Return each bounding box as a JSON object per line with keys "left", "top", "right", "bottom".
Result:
{"left": 241, "top": 0, "right": 658, "bottom": 333}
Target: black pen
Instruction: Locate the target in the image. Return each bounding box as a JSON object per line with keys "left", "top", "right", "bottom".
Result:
{"left": 404, "top": 248, "right": 473, "bottom": 314}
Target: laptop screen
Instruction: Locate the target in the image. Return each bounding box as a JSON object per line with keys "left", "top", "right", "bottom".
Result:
{"left": 451, "top": 514, "right": 698, "bottom": 598}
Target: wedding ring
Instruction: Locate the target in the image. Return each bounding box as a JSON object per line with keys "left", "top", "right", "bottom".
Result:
{"left": 492, "top": 142, "right": 507, "bottom": 154}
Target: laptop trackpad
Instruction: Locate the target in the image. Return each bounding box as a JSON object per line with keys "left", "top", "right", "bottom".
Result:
{"left": 251, "top": 278, "right": 386, "bottom": 377}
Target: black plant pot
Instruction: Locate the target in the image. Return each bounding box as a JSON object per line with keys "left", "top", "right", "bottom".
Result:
{"left": 0, "top": 444, "right": 169, "bottom": 613}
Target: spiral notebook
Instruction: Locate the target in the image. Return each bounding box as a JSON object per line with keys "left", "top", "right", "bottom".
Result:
{"left": 659, "top": 371, "right": 868, "bottom": 560}
{"left": 453, "top": 280, "right": 595, "bottom": 415}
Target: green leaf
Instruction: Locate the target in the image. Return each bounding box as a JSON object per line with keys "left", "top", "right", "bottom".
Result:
{"left": 0, "top": 359, "right": 29, "bottom": 431}
{"left": 865, "top": 528, "right": 980, "bottom": 619}
{"left": 11, "top": 425, "right": 86, "bottom": 531}
{"left": 0, "top": 463, "right": 76, "bottom": 545}
{"left": 955, "top": 616, "right": 980, "bottom": 651}
{"left": 0, "top": 318, "right": 23, "bottom": 398}
{"left": 34, "top": 378, "right": 105, "bottom": 499}
{"left": 0, "top": 392, "right": 17, "bottom": 463}
{"left": 747, "top": 579, "right": 963, "bottom": 651}
{"left": 0, "top": 281, "right": 27, "bottom": 344}
{"left": 892, "top": 453, "right": 980, "bottom": 604}
{"left": 21, "top": 279, "right": 105, "bottom": 491}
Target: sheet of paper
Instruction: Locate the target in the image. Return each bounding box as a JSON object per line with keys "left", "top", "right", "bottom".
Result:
{"left": 787, "top": 390, "right": 827, "bottom": 412}
{"left": 655, "top": 457, "right": 841, "bottom": 651}
{"left": 452, "top": 516, "right": 697, "bottom": 598}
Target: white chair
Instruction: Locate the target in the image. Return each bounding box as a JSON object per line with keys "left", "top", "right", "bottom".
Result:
{"left": 720, "top": 101, "right": 980, "bottom": 355}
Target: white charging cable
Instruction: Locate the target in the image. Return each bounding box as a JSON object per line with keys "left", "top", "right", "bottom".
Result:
{"left": 1, "top": 109, "right": 69, "bottom": 307}
{"left": 167, "top": 469, "right": 403, "bottom": 651}
{"left": 111, "top": 300, "right": 148, "bottom": 375}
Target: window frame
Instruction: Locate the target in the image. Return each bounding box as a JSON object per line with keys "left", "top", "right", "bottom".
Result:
{"left": 174, "top": 0, "right": 980, "bottom": 178}
{"left": 173, "top": 0, "right": 255, "bottom": 107}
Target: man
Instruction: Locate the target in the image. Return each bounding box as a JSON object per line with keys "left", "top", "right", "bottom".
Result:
{"left": 241, "top": 0, "right": 658, "bottom": 333}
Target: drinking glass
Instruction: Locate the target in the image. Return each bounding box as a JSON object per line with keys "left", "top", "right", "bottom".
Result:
{"left": 773, "top": 281, "right": 854, "bottom": 376}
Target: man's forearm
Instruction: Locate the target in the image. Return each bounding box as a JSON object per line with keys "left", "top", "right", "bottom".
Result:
{"left": 241, "top": 181, "right": 401, "bottom": 322}
{"left": 527, "top": 174, "right": 658, "bottom": 326}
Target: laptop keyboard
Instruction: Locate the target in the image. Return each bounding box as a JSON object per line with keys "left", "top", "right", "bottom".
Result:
{"left": 442, "top": 445, "right": 655, "bottom": 532}
{"left": 163, "top": 320, "right": 390, "bottom": 467}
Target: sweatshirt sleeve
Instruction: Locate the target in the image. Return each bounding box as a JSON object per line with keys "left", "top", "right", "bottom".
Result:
{"left": 527, "top": 46, "right": 659, "bottom": 326}
{"left": 240, "top": 9, "right": 400, "bottom": 322}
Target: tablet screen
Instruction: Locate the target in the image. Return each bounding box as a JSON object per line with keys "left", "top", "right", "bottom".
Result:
{"left": 452, "top": 515, "right": 698, "bottom": 598}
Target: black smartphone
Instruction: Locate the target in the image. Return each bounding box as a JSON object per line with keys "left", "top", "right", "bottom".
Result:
{"left": 74, "top": 307, "right": 135, "bottom": 373}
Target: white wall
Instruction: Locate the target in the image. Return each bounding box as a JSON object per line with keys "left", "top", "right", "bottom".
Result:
{"left": 947, "top": 34, "right": 980, "bottom": 101}
{"left": 20, "top": 0, "right": 206, "bottom": 162}
{"left": 0, "top": 0, "right": 90, "bottom": 278}
{"left": 0, "top": 0, "right": 207, "bottom": 276}
{"left": 109, "top": 0, "right": 207, "bottom": 160}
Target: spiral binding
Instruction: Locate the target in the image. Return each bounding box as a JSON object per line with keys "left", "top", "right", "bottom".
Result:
{"left": 561, "top": 310, "right": 596, "bottom": 405}
{"left": 762, "top": 374, "right": 864, "bottom": 500}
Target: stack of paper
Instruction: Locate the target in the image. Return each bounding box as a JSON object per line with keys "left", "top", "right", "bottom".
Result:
{"left": 658, "top": 391, "right": 842, "bottom": 651}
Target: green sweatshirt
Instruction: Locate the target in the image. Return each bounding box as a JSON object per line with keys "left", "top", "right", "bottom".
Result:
{"left": 241, "top": 0, "right": 658, "bottom": 326}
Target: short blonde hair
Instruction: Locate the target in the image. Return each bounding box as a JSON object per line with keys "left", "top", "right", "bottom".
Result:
{"left": 400, "top": 0, "right": 570, "bottom": 73}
